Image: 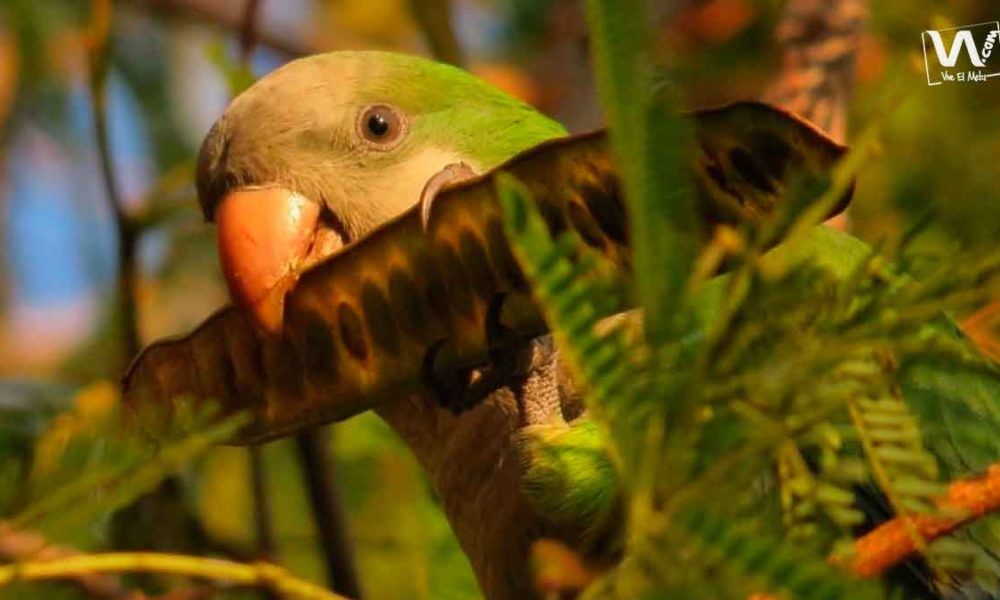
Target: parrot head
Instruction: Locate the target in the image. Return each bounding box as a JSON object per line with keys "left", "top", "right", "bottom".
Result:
{"left": 196, "top": 51, "right": 566, "bottom": 332}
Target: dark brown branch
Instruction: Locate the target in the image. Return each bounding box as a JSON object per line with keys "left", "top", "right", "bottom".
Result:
{"left": 249, "top": 445, "right": 280, "bottom": 600}
{"left": 408, "top": 0, "right": 464, "bottom": 66}
{"left": 295, "top": 429, "right": 361, "bottom": 598}
{"left": 88, "top": 0, "right": 141, "bottom": 371}
{"left": 126, "top": 0, "right": 314, "bottom": 57}
{"left": 238, "top": 0, "right": 262, "bottom": 64}
{"left": 249, "top": 446, "right": 276, "bottom": 560}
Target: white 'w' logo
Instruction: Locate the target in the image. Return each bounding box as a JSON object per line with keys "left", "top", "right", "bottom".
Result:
{"left": 924, "top": 30, "right": 986, "bottom": 67}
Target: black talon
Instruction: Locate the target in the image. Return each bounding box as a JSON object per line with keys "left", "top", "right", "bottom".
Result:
{"left": 422, "top": 338, "right": 475, "bottom": 414}
{"left": 419, "top": 162, "right": 478, "bottom": 230}
{"left": 485, "top": 293, "right": 532, "bottom": 382}
{"left": 421, "top": 294, "right": 533, "bottom": 415}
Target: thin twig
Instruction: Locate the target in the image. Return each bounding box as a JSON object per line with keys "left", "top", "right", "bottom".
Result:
{"left": 125, "top": 0, "right": 313, "bottom": 56}
{"left": 408, "top": 0, "right": 464, "bottom": 66}
{"left": 0, "top": 551, "right": 347, "bottom": 600}
{"left": 0, "top": 522, "right": 138, "bottom": 599}
{"left": 87, "top": 0, "right": 141, "bottom": 369}
{"left": 295, "top": 429, "right": 361, "bottom": 598}
{"left": 753, "top": 461, "right": 1000, "bottom": 600}
{"left": 238, "top": 0, "right": 262, "bottom": 65}
{"left": 12, "top": 413, "right": 248, "bottom": 530}
{"left": 961, "top": 300, "right": 1000, "bottom": 363}
{"left": 0, "top": 522, "right": 253, "bottom": 600}
{"left": 249, "top": 445, "right": 276, "bottom": 561}
{"left": 837, "top": 463, "right": 1000, "bottom": 577}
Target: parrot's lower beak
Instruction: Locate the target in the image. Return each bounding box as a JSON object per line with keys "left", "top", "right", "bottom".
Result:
{"left": 215, "top": 187, "right": 343, "bottom": 334}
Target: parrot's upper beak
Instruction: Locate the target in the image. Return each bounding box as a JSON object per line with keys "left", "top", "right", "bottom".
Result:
{"left": 215, "top": 187, "right": 343, "bottom": 334}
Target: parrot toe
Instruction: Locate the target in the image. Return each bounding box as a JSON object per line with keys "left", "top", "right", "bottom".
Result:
{"left": 422, "top": 293, "right": 534, "bottom": 415}
{"left": 419, "top": 162, "right": 478, "bottom": 230}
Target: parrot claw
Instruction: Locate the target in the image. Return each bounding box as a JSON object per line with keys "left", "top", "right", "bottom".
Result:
{"left": 419, "top": 162, "right": 478, "bottom": 231}
{"left": 422, "top": 293, "right": 532, "bottom": 415}
{"left": 421, "top": 341, "right": 481, "bottom": 414}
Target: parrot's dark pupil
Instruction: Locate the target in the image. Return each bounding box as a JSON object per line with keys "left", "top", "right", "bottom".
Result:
{"left": 368, "top": 114, "right": 389, "bottom": 136}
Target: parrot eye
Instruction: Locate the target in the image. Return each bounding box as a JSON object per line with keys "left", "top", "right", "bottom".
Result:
{"left": 357, "top": 104, "right": 406, "bottom": 149}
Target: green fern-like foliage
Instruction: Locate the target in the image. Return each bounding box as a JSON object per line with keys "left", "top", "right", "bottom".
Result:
{"left": 501, "top": 162, "right": 1000, "bottom": 598}
{"left": 0, "top": 382, "right": 247, "bottom": 547}
{"left": 498, "top": 1, "right": 1000, "bottom": 597}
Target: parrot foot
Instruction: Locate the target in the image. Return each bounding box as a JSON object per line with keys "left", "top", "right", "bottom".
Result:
{"left": 419, "top": 162, "right": 478, "bottom": 230}
{"left": 422, "top": 293, "right": 533, "bottom": 415}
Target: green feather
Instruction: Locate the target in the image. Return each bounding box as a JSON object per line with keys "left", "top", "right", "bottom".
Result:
{"left": 518, "top": 418, "right": 622, "bottom": 554}
{"left": 349, "top": 51, "right": 568, "bottom": 167}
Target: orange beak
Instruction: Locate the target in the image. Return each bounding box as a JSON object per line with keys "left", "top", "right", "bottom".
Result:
{"left": 215, "top": 187, "right": 320, "bottom": 334}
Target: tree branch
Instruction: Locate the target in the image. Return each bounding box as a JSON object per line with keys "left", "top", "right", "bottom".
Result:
{"left": 88, "top": 0, "right": 141, "bottom": 369}
{"left": 839, "top": 463, "right": 1000, "bottom": 578}
{"left": 238, "top": 0, "right": 262, "bottom": 62}
{"left": 961, "top": 300, "right": 1000, "bottom": 363}
{"left": 295, "top": 429, "right": 361, "bottom": 599}
{"left": 126, "top": 0, "right": 314, "bottom": 57}
{"left": 0, "top": 551, "right": 347, "bottom": 600}
{"left": 408, "top": 0, "right": 463, "bottom": 66}
{"left": 249, "top": 446, "right": 276, "bottom": 560}
{"left": 762, "top": 463, "right": 1000, "bottom": 598}
{"left": 0, "top": 522, "right": 135, "bottom": 599}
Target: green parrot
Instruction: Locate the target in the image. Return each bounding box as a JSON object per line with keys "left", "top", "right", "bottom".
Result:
{"left": 125, "top": 50, "right": 1000, "bottom": 599}
{"left": 126, "top": 49, "right": 855, "bottom": 599}
{"left": 193, "top": 51, "right": 578, "bottom": 599}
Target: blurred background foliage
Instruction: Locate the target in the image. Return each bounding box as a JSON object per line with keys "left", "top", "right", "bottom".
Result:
{"left": 0, "top": 0, "right": 997, "bottom": 598}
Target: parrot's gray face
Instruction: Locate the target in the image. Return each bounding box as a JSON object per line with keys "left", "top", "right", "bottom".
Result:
{"left": 195, "top": 53, "right": 484, "bottom": 333}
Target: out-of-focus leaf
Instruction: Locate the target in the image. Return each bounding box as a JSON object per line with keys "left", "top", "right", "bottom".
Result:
{"left": 205, "top": 41, "right": 254, "bottom": 96}
{"left": 15, "top": 385, "right": 245, "bottom": 546}
{"left": 0, "top": 381, "right": 74, "bottom": 515}
{"left": 586, "top": 0, "right": 698, "bottom": 345}
{"left": 30, "top": 380, "right": 116, "bottom": 479}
